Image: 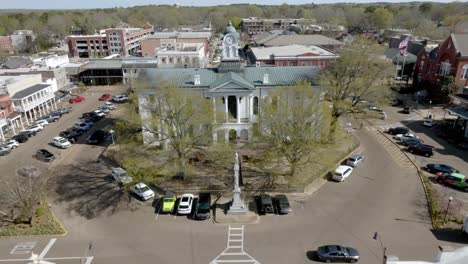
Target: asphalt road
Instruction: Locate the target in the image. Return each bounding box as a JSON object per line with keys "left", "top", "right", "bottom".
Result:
{"left": 0, "top": 89, "right": 466, "bottom": 264}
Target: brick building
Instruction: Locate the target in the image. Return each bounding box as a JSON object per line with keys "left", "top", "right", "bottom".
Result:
{"left": 0, "top": 36, "right": 13, "bottom": 52}
{"left": 140, "top": 31, "right": 211, "bottom": 57}
{"left": 66, "top": 23, "right": 154, "bottom": 58}
{"left": 241, "top": 18, "right": 308, "bottom": 35}
{"left": 414, "top": 33, "right": 468, "bottom": 90}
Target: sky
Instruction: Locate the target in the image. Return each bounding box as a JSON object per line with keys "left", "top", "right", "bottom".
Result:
{"left": 0, "top": 0, "right": 457, "bottom": 10}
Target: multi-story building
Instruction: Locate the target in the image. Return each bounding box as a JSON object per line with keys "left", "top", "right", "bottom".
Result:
{"left": 140, "top": 31, "right": 212, "bottom": 57}
{"left": 0, "top": 36, "right": 13, "bottom": 53}
{"left": 241, "top": 17, "right": 308, "bottom": 36}
{"left": 156, "top": 43, "right": 207, "bottom": 68}
{"left": 252, "top": 32, "right": 344, "bottom": 52}
{"left": 66, "top": 23, "right": 154, "bottom": 58}
{"left": 249, "top": 45, "right": 338, "bottom": 69}
{"left": 414, "top": 33, "right": 468, "bottom": 90}
{"left": 137, "top": 22, "right": 320, "bottom": 146}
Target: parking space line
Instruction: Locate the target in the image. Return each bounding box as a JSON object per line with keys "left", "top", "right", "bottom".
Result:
{"left": 38, "top": 238, "right": 56, "bottom": 259}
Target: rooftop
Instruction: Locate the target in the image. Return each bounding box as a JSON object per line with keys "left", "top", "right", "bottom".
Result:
{"left": 451, "top": 33, "right": 468, "bottom": 57}
{"left": 11, "top": 83, "right": 50, "bottom": 99}
{"left": 253, "top": 33, "right": 343, "bottom": 47}
{"left": 147, "top": 31, "right": 212, "bottom": 40}
{"left": 251, "top": 45, "right": 337, "bottom": 60}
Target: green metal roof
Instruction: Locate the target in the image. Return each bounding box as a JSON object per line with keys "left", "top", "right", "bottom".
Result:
{"left": 138, "top": 65, "right": 319, "bottom": 89}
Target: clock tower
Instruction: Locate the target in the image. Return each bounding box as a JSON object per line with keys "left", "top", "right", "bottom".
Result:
{"left": 221, "top": 21, "right": 240, "bottom": 61}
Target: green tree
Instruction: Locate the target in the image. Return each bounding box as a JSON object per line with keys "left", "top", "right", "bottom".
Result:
{"left": 136, "top": 81, "right": 215, "bottom": 179}
{"left": 229, "top": 17, "right": 242, "bottom": 30}
{"left": 369, "top": 7, "right": 394, "bottom": 30}
{"left": 320, "top": 37, "right": 392, "bottom": 141}
{"left": 260, "top": 82, "right": 323, "bottom": 176}
{"left": 419, "top": 3, "right": 432, "bottom": 14}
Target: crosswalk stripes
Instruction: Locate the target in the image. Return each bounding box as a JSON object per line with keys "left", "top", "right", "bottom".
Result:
{"left": 370, "top": 130, "right": 414, "bottom": 169}
{"left": 210, "top": 225, "right": 260, "bottom": 264}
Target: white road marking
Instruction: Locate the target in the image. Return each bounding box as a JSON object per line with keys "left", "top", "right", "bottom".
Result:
{"left": 210, "top": 225, "right": 260, "bottom": 264}
{"left": 10, "top": 242, "right": 36, "bottom": 254}
{"left": 38, "top": 238, "right": 56, "bottom": 259}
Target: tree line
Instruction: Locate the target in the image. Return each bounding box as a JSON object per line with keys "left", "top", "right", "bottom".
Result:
{"left": 0, "top": 2, "right": 466, "bottom": 51}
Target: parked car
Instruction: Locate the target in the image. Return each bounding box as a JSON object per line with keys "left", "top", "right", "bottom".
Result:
{"left": 59, "top": 129, "right": 81, "bottom": 143}
{"left": 36, "top": 149, "right": 55, "bottom": 162}
{"left": 194, "top": 192, "right": 211, "bottom": 220}
{"left": 161, "top": 192, "right": 177, "bottom": 213}
{"left": 69, "top": 96, "right": 85, "bottom": 103}
{"left": 332, "top": 165, "right": 353, "bottom": 182}
{"left": 177, "top": 193, "right": 195, "bottom": 215}
{"left": 12, "top": 134, "right": 29, "bottom": 143}
{"left": 87, "top": 130, "right": 109, "bottom": 144}
{"left": 273, "top": 194, "right": 291, "bottom": 214}
{"left": 98, "top": 105, "right": 110, "bottom": 113}
{"left": 81, "top": 119, "right": 95, "bottom": 127}
{"left": 34, "top": 119, "right": 49, "bottom": 127}
{"left": 40, "top": 113, "right": 61, "bottom": 122}
{"left": 456, "top": 139, "right": 468, "bottom": 151}
{"left": 256, "top": 194, "right": 274, "bottom": 214}
{"left": 387, "top": 127, "right": 409, "bottom": 135}
{"left": 99, "top": 93, "right": 111, "bottom": 101}
{"left": 423, "top": 119, "right": 436, "bottom": 127}
{"left": 93, "top": 109, "right": 106, "bottom": 117}
{"left": 18, "top": 130, "right": 36, "bottom": 138}
{"left": 402, "top": 106, "right": 414, "bottom": 114}
{"left": 4, "top": 139, "right": 19, "bottom": 149}
{"left": 394, "top": 133, "right": 418, "bottom": 141}
{"left": 54, "top": 107, "right": 72, "bottom": 115}
{"left": 23, "top": 124, "right": 43, "bottom": 133}
{"left": 425, "top": 164, "right": 459, "bottom": 174}
{"left": 82, "top": 112, "right": 102, "bottom": 121}
{"left": 317, "top": 245, "right": 360, "bottom": 263}
{"left": 52, "top": 136, "right": 71, "bottom": 149}
{"left": 131, "top": 183, "right": 155, "bottom": 201}
{"left": 74, "top": 121, "right": 91, "bottom": 131}
{"left": 401, "top": 137, "right": 423, "bottom": 146}
{"left": 104, "top": 101, "right": 116, "bottom": 110}
{"left": 111, "top": 167, "right": 133, "bottom": 185}
{"left": 436, "top": 172, "right": 468, "bottom": 192}
{"left": 346, "top": 154, "right": 364, "bottom": 167}
{"left": 112, "top": 94, "right": 129, "bottom": 103}
{"left": 407, "top": 144, "right": 433, "bottom": 157}
{"left": 0, "top": 145, "right": 12, "bottom": 156}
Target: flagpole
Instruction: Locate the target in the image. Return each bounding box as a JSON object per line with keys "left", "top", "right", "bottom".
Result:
{"left": 400, "top": 52, "right": 407, "bottom": 81}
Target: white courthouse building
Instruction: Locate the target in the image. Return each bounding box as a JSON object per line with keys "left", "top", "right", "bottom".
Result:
{"left": 137, "top": 22, "right": 320, "bottom": 145}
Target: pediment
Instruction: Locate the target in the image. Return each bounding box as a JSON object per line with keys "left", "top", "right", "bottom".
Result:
{"left": 210, "top": 80, "right": 255, "bottom": 92}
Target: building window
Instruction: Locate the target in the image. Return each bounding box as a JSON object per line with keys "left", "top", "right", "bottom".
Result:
{"left": 439, "top": 61, "right": 451, "bottom": 76}
{"left": 162, "top": 58, "right": 166, "bottom": 64}
{"left": 419, "top": 60, "right": 424, "bottom": 71}
{"left": 462, "top": 64, "right": 468, "bottom": 80}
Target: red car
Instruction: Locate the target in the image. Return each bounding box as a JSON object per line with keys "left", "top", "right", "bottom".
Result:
{"left": 69, "top": 96, "right": 85, "bottom": 104}
{"left": 99, "top": 94, "right": 111, "bottom": 101}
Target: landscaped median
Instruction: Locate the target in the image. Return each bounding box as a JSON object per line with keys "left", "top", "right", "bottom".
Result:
{"left": 0, "top": 198, "right": 66, "bottom": 237}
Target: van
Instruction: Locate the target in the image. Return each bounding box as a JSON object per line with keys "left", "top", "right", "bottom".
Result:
{"left": 332, "top": 165, "right": 353, "bottom": 182}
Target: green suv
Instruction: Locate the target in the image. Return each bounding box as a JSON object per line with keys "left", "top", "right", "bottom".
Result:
{"left": 436, "top": 172, "right": 468, "bottom": 192}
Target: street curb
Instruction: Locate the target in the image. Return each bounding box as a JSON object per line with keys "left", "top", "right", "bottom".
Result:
{"left": 376, "top": 130, "right": 436, "bottom": 229}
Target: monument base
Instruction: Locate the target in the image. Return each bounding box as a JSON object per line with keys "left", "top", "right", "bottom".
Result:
{"left": 213, "top": 194, "right": 259, "bottom": 224}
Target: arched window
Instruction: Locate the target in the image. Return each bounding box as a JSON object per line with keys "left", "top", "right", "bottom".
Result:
{"left": 462, "top": 64, "right": 468, "bottom": 80}
{"left": 253, "top": 96, "right": 259, "bottom": 115}
{"left": 439, "top": 60, "right": 451, "bottom": 76}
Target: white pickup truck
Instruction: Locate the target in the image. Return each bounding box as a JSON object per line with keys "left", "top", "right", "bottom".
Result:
{"left": 111, "top": 167, "right": 133, "bottom": 185}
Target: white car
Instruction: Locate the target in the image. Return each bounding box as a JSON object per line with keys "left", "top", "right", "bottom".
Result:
{"left": 104, "top": 102, "right": 116, "bottom": 110}
{"left": 98, "top": 106, "right": 110, "bottom": 113}
{"left": 52, "top": 136, "right": 71, "bottom": 149}
{"left": 346, "top": 154, "right": 365, "bottom": 167}
{"left": 332, "top": 165, "right": 353, "bottom": 182}
{"left": 177, "top": 193, "right": 194, "bottom": 215}
{"left": 4, "top": 139, "right": 19, "bottom": 149}
{"left": 394, "top": 133, "right": 418, "bottom": 141}
{"left": 93, "top": 110, "right": 106, "bottom": 117}
{"left": 34, "top": 119, "right": 49, "bottom": 127}
{"left": 112, "top": 95, "right": 129, "bottom": 103}
{"left": 23, "top": 124, "right": 43, "bottom": 133}
{"left": 111, "top": 167, "right": 133, "bottom": 185}
{"left": 74, "top": 122, "right": 91, "bottom": 131}
{"left": 132, "top": 183, "right": 155, "bottom": 201}
{"left": 423, "top": 119, "right": 435, "bottom": 127}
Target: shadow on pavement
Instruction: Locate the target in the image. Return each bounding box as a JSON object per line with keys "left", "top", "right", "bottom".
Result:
{"left": 306, "top": 251, "right": 319, "bottom": 261}
{"left": 51, "top": 162, "right": 134, "bottom": 219}
{"left": 431, "top": 228, "right": 468, "bottom": 244}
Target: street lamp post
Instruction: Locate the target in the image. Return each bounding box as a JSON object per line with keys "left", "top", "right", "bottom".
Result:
{"left": 373, "top": 232, "right": 387, "bottom": 264}
{"left": 444, "top": 196, "right": 453, "bottom": 223}
{"left": 109, "top": 129, "right": 115, "bottom": 145}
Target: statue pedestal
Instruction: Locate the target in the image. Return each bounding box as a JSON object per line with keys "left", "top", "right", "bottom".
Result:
{"left": 227, "top": 187, "right": 248, "bottom": 215}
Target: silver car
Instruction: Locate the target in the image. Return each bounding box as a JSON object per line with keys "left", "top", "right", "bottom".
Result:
{"left": 346, "top": 154, "right": 364, "bottom": 167}
{"left": 317, "top": 245, "right": 360, "bottom": 263}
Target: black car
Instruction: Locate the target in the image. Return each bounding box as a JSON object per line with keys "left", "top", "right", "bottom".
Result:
{"left": 392, "top": 99, "right": 403, "bottom": 106}
{"left": 194, "top": 192, "right": 211, "bottom": 220}
{"left": 402, "top": 106, "right": 414, "bottom": 114}
{"left": 425, "top": 164, "right": 459, "bottom": 174}
{"left": 12, "top": 134, "right": 29, "bottom": 143}
{"left": 59, "top": 129, "right": 82, "bottom": 143}
{"left": 82, "top": 112, "right": 102, "bottom": 122}
{"left": 36, "top": 149, "right": 55, "bottom": 162}
{"left": 408, "top": 144, "right": 433, "bottom": 157}
{"left": 401, "top": 137, "right": 423, "bottom": 146}
{"left": 19, "top": 130, "right": 36, "bottom": 138}
{"left": 87, "top": 130, "right": 109, "bottom": 144}
{"left": 274, "top": 195, "right": 291, "bottom": 214}
{"left": 317, "top": 245, "right": 360, "bottom": 263}
{"left": 388, "top": 126, "right": 409, "bottom": 135}
{"left": 256, "top": 194, "right": 274, "bottom": 214}
{"left": 40, "top": 113, "right": 61, "bottom": 122}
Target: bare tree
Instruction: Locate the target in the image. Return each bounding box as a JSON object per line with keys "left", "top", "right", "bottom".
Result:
{"left": 136, "top": 81, "right": 215, "bottom": 179}
{"left": 320, "top": 37, "right": 392, "bottom": 141}
{"left": 1, "top": 167, "right": 45, "bottom": 226}
{"left": 259, "top": 82, "right": 323, "bottom": 176}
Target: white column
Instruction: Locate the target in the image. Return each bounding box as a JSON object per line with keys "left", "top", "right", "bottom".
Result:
{"left": 224, "top": 96, "right": 228, "bottom": 123}
{"left": 225, "top": 130, "right": 229, "bottom": 142}
{"left": 53, "top": 98, "right": 58, "bottom": 110}
{"left": 19, "top": 116, "right": 25, "bottom": 130}
{"left": 236, "top": 96, "right": 240, "bottom": 124}
{"left": 32, "top": 108, "right": 37, "bottom": 120}
{"left": 0, "top": 127, "right": 4, "bottom": 142}
{"left": 11, "top": 121, "right": 16, "bottom": 135}
{"left": 212, "top": 131, "right": 218, "bottom": 143}
{"left": 247, "top": 96, "right": 251, "bottom": 121}
{"left": 212, "top": 97, "right": 216, "bottom": 123}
